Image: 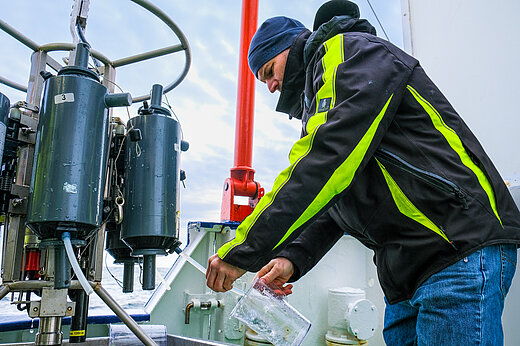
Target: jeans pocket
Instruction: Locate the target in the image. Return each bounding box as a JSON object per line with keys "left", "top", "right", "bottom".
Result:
{"left": 499, "top": 244, "right": 517, "bottom": 298}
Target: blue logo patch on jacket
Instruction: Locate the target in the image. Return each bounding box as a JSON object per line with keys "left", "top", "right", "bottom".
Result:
{"left": 318, "top": 97, "right": 332, "bottom": 113}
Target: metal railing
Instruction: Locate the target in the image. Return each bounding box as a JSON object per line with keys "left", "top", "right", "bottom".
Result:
{"left": 0, "top": 0, "right": 191, "bottom": 102}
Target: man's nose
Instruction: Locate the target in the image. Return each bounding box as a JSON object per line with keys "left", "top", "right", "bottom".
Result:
{"left": 267, "top": 79, "right": 278, "bottom": 93}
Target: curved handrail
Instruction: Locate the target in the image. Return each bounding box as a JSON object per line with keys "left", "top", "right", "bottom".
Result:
{"left": 0, "top": 75, "right": 27, "bottom": 93}
{"left": 130, "top": 0, "right": 191, "bottom": 102}
{"left": 0, "top": 0, "right": 191, "bottom": 101}
{"left": 0, "top": 17, "right": 39, "bottom": 51}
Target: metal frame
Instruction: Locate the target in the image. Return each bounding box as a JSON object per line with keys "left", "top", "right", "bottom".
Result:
{"left": 1, "top": 49, "right": 45, "bottom": 283}
{"left": 0, "top": 1, "right": 192, "bottom": 345}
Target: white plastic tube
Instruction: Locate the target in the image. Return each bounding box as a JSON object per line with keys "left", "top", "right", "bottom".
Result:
{"left": 62, "top": 232, "right": 94, "bottom": 295}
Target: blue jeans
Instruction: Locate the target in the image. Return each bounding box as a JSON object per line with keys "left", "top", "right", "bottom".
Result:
{"left": 383, "top": 244, "right": 517, "bottom": 346}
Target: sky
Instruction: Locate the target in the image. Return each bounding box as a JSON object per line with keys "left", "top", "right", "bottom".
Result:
{"left": 0, "top": 0, "right": 404, "bottom": 252}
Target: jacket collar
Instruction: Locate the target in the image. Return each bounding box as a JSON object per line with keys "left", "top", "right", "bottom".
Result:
{"left": 275, "top": 16, "right": 376, "bottom": 120}
{"left": 304, "top": 15, "right": 376, "bottom": 66}
{"left": 275, "top": 29, "right": 311, "bottom": 120}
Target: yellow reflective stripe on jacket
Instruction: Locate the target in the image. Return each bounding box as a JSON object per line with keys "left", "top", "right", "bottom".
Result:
{"left": 306, "top": 34, "right": 343, "bottom": 134}
{"left": 273, "top": 94, "right": 394, "bottom": 250}
{"left": 218, "top": 127, "right": 321, "bottom": 258}
{"left": 376, "top": 159, "right": 451, "bottom": 243}
{"left": 407, "top": 85, "right": 502, "bottom": 226}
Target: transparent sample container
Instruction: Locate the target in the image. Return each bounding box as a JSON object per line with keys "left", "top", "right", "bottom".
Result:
{"left": 109, "top": 324, "right": 167, "bottom": 346}
{"left": 230, "top": 278, "right": 311, "bottom": 346}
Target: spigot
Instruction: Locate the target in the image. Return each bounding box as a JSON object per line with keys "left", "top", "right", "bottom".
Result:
{"left": 185, "top": 302, "right": 194, "bottom": 324}
{"left": 184, "top": 299, "right": 222, "bottom": 324}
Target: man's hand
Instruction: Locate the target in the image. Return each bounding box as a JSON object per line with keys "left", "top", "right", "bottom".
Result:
{"left": 206, "top": 254, "right": 246, "bottom": 292}
{"left": 256, "top": 257, "right": 295, "bottom": 295}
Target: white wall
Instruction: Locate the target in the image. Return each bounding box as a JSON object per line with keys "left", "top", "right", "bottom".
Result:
{"left": 402, "top": 0, "right": 520, "bottom": 182}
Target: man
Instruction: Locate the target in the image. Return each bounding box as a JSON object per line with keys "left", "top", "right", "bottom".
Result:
{"left": 206, "top": 1, "right": 520, "bottom": 344}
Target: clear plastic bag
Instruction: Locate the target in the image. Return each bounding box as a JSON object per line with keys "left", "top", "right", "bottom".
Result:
{"left": 230, "top": 278, "right": 311, "bottom": 346}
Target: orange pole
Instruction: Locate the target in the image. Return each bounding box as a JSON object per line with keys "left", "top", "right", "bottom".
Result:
{"left": 221, "top": 0, "right": 263, "bottom": 222}
{"left": 233, "top": 0, "right": 258, "bottom": 170}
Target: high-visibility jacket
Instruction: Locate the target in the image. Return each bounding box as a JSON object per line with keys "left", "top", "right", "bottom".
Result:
{"left": 218, "top": 16, "right": 520, "bottom": 303}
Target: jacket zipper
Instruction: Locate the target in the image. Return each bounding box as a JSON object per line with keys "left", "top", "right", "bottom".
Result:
{"left": 375, "top": 148, "right": 468, "bottom": 210}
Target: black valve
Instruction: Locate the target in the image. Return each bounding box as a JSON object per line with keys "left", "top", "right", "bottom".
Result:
{"left": 40, "top": 71, "right": 53, "bottom": 80}
{"left": 181, "top": 140, "right": 189, "bottom": 152}
{"left": 129, "top": 128, "right": 142, "bottom": 142}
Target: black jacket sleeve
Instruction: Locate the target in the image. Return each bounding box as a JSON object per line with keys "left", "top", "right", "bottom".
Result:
{"left": 276, "top": 210, "right": 345, "bottom": 281}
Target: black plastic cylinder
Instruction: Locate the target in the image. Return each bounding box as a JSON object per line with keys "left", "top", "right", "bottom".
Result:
{"left": 121, "top": 113, "right": 181, "bottom": 255}
{"left": 150, "top": 84, "right": 163, "bottom": 107}
{"left": 54, "top": 244, "right": 71, "bottom": 289}
{"left": 106, "top": 227, "right": 137, "bottom": 293}
{"left": 142, "top": 255, "right": 156, "bottom": 291}
{"left": 0, "top": 92, "right": 9, "bottom": 165}
{"left": 69, "top": 285, "right": 89, "bottom": 343}
{"left": 74, "top": 43, "right": 90, "bottom": 68}
{"left": 26, "top": 73, "right": 110, "bottom": 240}
{"left": 122, "top": 262, "right": 135, "bottom": 293}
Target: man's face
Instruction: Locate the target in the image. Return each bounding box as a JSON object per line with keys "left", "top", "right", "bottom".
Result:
{"left": 257, "top": 49, "right": 290, "bottom": 93}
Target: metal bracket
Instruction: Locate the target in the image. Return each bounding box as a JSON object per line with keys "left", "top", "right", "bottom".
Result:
{"left": 28, "top": 288, "right": 76, "bottom": 318}
{"left": 29, "top": 300, "right": 76, "bottom": 318}
{"left": 17, "top": 113, "right": 39, "bottom": 144}
{"left": 13, "top": 101, "right": 39, "bottom": 113}
{"left": 8, "top": 184, "right": 29, "bottom": 214}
